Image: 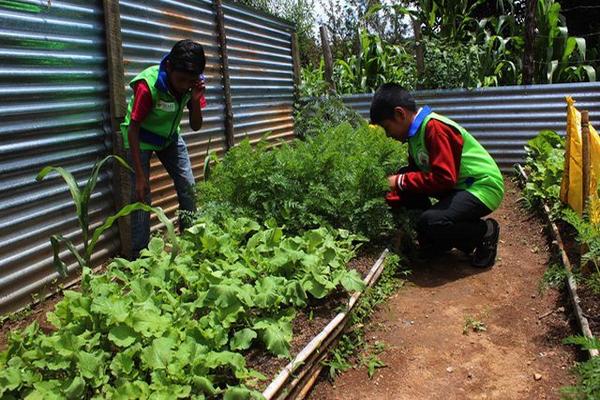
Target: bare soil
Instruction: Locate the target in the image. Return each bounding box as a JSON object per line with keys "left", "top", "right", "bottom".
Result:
{"left": 309, "top": 180, "right": 580, "bottom": 400}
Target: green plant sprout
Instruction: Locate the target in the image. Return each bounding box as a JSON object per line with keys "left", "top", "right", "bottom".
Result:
{"left": 36, "top": 155, "right": 178, "bottom": 276}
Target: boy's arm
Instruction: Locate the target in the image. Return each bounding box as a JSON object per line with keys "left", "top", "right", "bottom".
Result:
{"left": 128, "top": 121, "right": 149, "bottom": 203}
{"left": 188, "top": 80, "right": 205, "bottom": 131}
{"left": 392, "top": 119, "right": 463, "bottom": 195}
{"left": 128, "top": 81, "right": 153, "bottom": 203}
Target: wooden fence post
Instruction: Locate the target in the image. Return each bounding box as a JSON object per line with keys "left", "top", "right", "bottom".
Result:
{"left": 319, "top": 26, "right": 335, "bottom": 93}
{"left": 102, "top": 0, "right": 132, "bottom": 258}
{"left": 291, "top": 32, "right": 301, "bottom": 101}
{"left": 582, "top": 110, "right": 591, "bottom": 212}
{"left": 412, "top": 19, "right": 424, "bottom": 89}
{"left": 522, "top": 0, "right": 538, "bottom": 85}
{"left": 213, "top": 0, "right": 235, "bottom": 150}
{"left": 581, "top": 110, "right": 591, "bottom": 272}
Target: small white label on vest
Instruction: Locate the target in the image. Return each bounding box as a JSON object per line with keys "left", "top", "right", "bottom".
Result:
{"left": 418, "top": 152, "right": 429, "bottom": 166}
{"left": 157, "top": 100, "right": 176, "bottom": 112}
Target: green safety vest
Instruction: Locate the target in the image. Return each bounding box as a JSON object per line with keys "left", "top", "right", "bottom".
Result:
{"left": 120, "top": 65, "right": 191, "bottom": 151}
{"left": 409, "top": 112, "right": 505, "bottom": 211}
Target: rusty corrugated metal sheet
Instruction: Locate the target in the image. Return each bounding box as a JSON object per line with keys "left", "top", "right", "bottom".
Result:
{"left": 342, "top": 82, "right": 600, "bottom": 171}
{"left": 0, "top": 0, "right": 118, "bottom": 314}
{"left": 222, "top": 1, "right": 296, "bottom": 145}
{"left": 119, "top": 0, "right": 227, "bottom": 224}
{"left": 0, "top": 0, "right": 298, "bottom": 315}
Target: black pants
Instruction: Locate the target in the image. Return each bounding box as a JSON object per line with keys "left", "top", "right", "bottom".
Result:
{"left": 399, "top": 190, "right": 492, "bottom": 253}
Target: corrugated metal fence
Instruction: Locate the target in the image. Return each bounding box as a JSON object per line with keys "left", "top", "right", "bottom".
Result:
{"left": 223, "top": 2, "right": 295, "bottom": 145}
{"left": 0, "top": 0, "right": 118, "bottom": 314}
{"left": 0, "top": 0, "right": 295, "bottom": 314}
{"left": 343, "top": 82, "right": 600, "bottom": 171}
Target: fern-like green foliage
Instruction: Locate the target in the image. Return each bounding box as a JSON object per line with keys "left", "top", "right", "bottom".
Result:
{"left": 197, "top": 121, "right": 407, "bottom": 240}
{"left": 294, "top": 95, "right": 365, "bottom": 138}
{"left": 562, "top": 208, "right": 600, "bottom": 295}
{"left": 563, "top": 208, "right": 600, "bottom": 271}
{"left": 563, "top": 336, "right": 600, "bottom": 399}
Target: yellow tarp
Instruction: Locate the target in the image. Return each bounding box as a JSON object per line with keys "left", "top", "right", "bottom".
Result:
{"left": 560, "top": 97, "right": 600, "bottom": 222}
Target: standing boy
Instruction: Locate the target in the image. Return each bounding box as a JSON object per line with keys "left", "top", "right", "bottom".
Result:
{"left": 120, "top": 39, "right": 206, "bottom": 257}
{"left": 370, "top": 83, "right": 504, "bottom": 268}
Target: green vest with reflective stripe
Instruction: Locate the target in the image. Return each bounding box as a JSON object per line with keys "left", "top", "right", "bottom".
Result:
{"left": 120, "top": 65, "right": 190, "bottom": 151}
{"left": 409, "top": 112, "right": 504, "bottom": 211}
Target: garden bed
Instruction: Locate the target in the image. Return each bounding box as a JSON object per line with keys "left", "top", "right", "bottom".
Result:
{"left": 0, "top": 238, "right": 398, "bottom": 398}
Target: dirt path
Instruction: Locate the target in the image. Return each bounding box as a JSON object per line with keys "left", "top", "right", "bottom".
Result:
{"left": 309, "top": 180, "right": 579, "bottom": 400}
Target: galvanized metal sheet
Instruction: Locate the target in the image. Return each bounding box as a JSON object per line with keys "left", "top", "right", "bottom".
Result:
{"left": 222, "top": 1, "right": 295, "bottom": 146}
{"left": 0, "top": 0, "right": 117, "bottom": 314}
{"left": 342, "top": 82, "right": 600, "bottom": 171}
{"left": 119, "top": 0, "right": 227, "bottom": 225}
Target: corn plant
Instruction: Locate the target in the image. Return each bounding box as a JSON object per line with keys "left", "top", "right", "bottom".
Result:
{"left": 36, "top": 155, "right": 177, "bottom": 276}
{"left": 333, "top": 30, "right": 416, "bottom": 94}
{"left": 476, "top": 15, "right": 523, "bottom": 86}
{"left": 534, "top": 0, "right": 596, "bottom": 84}
{"left": 416, "top": 0, "right": 485, "bottom": 41}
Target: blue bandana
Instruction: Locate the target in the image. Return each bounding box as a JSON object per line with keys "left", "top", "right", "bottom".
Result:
{"left": 408, "top": 105, "right": 432, "bottom": 138}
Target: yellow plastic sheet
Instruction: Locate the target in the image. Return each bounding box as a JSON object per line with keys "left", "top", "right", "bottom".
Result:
{"left": 560, "top": 97, "right": 600, "bottom": 222}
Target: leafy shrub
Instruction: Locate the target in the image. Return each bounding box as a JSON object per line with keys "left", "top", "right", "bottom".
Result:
{"left": 295, "top": 95, "right": 365, "bottom": 138}
{"left": 197, "top": 122, "right": 407, "bottom": 240}
{"left": 420, "top": 37, "right": 482, "bottom": 90}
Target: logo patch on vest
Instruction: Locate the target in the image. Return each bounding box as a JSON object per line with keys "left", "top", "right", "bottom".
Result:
{"left": 157, "top": 100, "right": 176, "bottom": 112}
{"left": 417, "top": 151, "right": 429, "bottom": 167}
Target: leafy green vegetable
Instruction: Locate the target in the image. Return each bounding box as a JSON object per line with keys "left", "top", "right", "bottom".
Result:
{"left": 0, "top": 217, "right": 365, "bottom": 398}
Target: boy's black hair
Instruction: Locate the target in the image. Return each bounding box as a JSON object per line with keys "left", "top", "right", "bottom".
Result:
{"left": 168, "top": 39, "right": 206, "bottom": 75}
{"left": 369, "top": 83, "right": 416, "bottom": 124}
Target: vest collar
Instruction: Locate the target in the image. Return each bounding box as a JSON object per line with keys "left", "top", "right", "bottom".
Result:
{"left": 155, "top": 55, "right": 170, "bottom": 94}
{"left": 408, "top": 105, "right": 432, "bottom": 138}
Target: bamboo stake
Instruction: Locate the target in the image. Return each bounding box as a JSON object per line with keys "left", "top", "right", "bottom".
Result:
{"left": 522, "top": 0, "right": 537, "bottom": 85}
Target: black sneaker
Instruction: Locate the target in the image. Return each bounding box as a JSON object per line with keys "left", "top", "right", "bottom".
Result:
{"left": 471, "top": 218, "right": 500, "bottom": 268}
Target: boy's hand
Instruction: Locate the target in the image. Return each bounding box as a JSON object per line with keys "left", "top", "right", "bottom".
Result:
{"left": 191, "top": 79, "right": 206, "bottom": 104}
{"left": 388, "top": 174, "right": 399, "bottom": 191}
{"left": 135, "top": 177, "right": 149, "bottom": 203}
